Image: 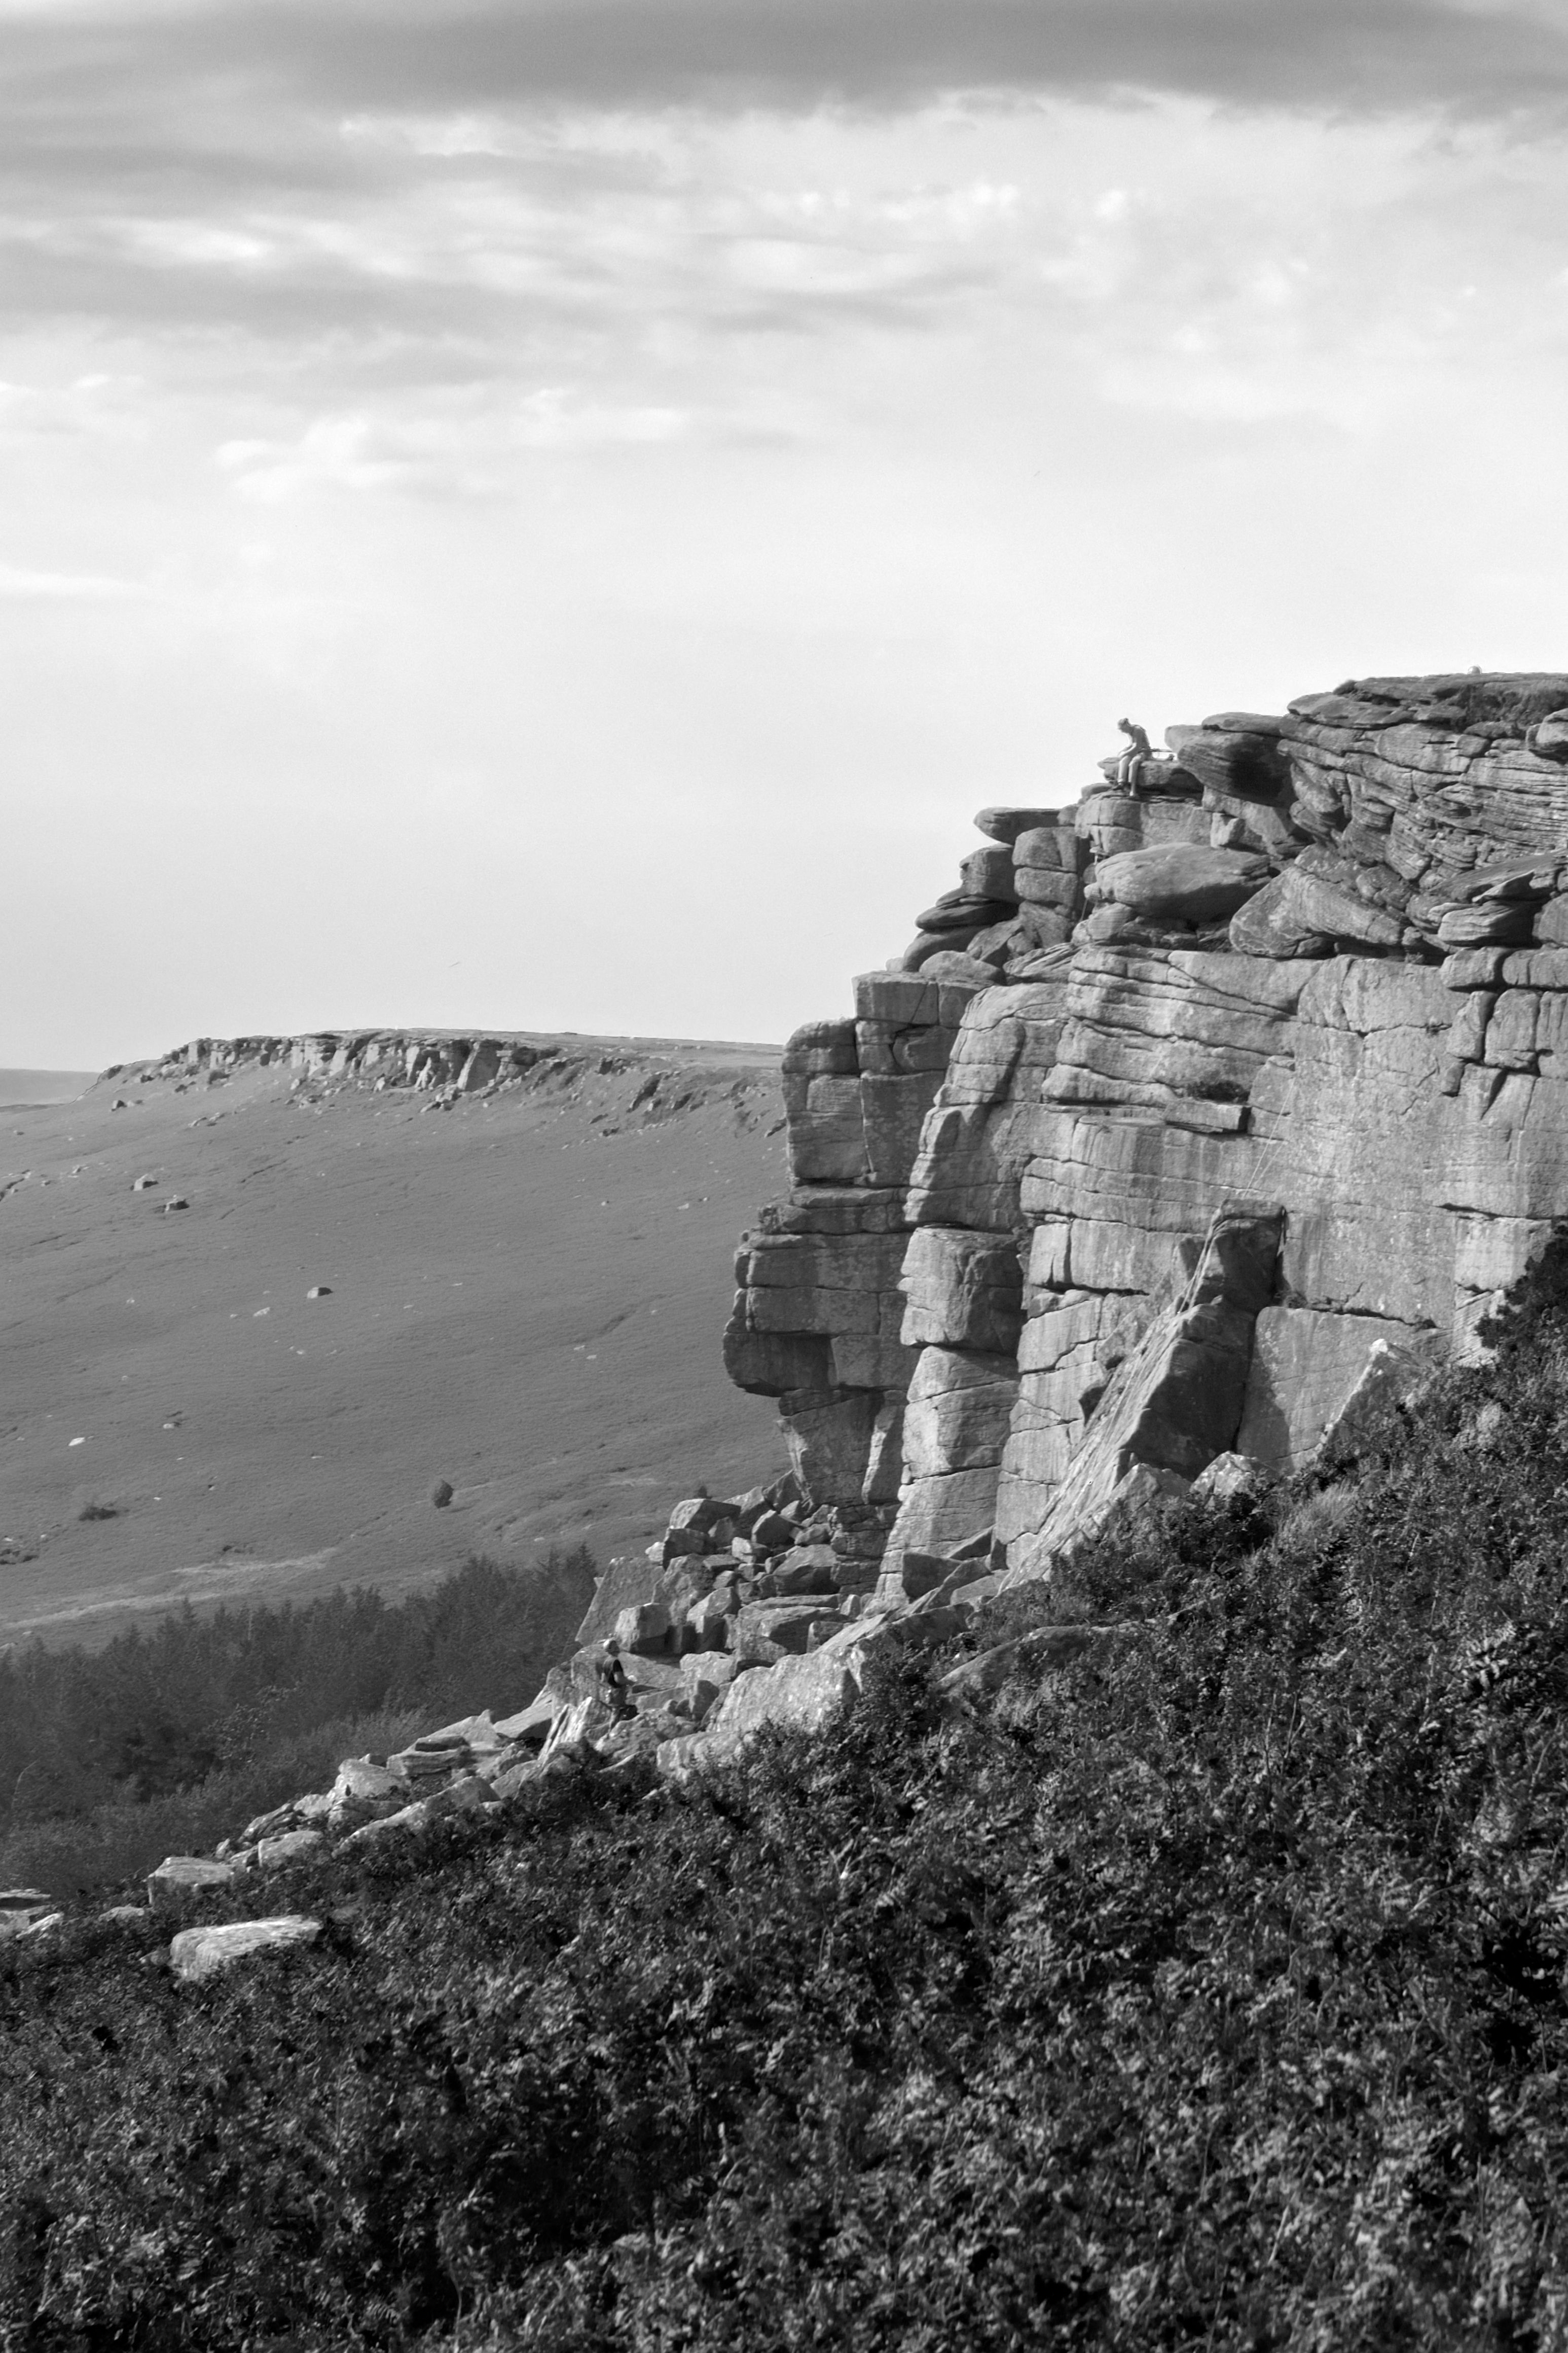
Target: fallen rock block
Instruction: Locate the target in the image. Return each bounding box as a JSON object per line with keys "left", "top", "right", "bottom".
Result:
{"left": 748, "top": 1509, "right": 796, "bottom": 1554}
{"left": 680, "top": 1648, "right": 736, "bottom": 1721}
{"left": 255, "top": 1829, "right": 325, "bottom": 1870}
{"left": 1316, "top": 1335, "right": 1440, "bottom": 1466}
{"left": 147, "top": 1856, "right": 236, "bottom": 1904}
{"left": 539, "top": 1695, "right": 616, "bottom": 1763}
{"left": 392, "top": 1745, "right": 467, "bottom": 1784}
{"left": 431, "top": 1773, "right": 498, "bottom": 1817}
{"left": 667, "top": 1495, "right": 729, "bottom": 1536}
{"left": 238, "top": 1802, "right": 301, "bottom": 1846}
{"left": 348, "top": 1801, "right": 435, "bottom": 1843}
{"left": 492, "top": 1693, "right": 563, "bottom": 1748}
{"left": 417, "top": 1711, "right": 506, "bottom": 1754}
{"left": 600, "top": 1708, "right": 688, "bottom": 1764}
{"left": 937, "top": 1622, "right": 1129, "bottom": 1706}
{"left": 0, "top": 1889, "right": 57, "bottom": 1938}
{"left": 328, "top": 1757, "right": 408, "bottom": 1825}
{"left": 887, "top": 1550, "right": 960, "bottom": 1602}
{"left": 754, "top": 1543, "right": 839, "bottom": 1597}
{"left": 170, "top": 1916, "right": 321, "bottom": 1983}
{"left": 613, "top": 1601, "right": 673, "bottom": 1655}
{"left": 1189, "top": 1451, "right": 1271, "bottom": 1506}
{"left": 713, "top": 1632, "right": 868, "bottom": 1738}
{"left": 734, "top": 1598, "right": 846, "bottom": 1665}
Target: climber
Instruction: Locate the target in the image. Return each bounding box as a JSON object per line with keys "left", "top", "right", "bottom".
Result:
{"left": 1115, "top": 718, "right": 1153, "bottom": 792}
{"left": 598, "top": 1639, "right": 636, "bottom": 1720}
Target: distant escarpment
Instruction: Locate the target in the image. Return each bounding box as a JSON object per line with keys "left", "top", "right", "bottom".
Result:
{"left": 727, "top": 671, "right": 1568, "bottom": 1591}
{"left": 101, "top": 1026, "right": 781, "bottom": 1130}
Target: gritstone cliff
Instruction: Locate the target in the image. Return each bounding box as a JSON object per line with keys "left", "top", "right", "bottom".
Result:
{"left": 49, "top": 668, "right": 1568, "bottom": 1920}
{"left": 725, "top": 670, "right": 1568, "bottom": 1597}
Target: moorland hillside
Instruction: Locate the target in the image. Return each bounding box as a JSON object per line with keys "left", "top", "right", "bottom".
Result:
{"left": 0, "top": 1029, "right": 786, "bottom": 1647}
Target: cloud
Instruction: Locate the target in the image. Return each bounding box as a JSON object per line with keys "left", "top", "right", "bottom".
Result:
{"left": 319, "top": 1, "right": 1568, "bottom": 118}
{"left": 0, "top": 561, "right": 142, "bottom": 597}
{"left": 0, "top": 0, "right": 1559, "bottom": 367}
{"left": 215, "top": 390, "right": 694, "bottom": 499}
{"left": 3, "top": 3, "right": 1566, "bottom": 185}
{"left": 5, "top": 0, "right": 1564, "bottom": 125}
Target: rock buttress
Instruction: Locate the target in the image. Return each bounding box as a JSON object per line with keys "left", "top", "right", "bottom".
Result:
{"left": 728, "top": 675, "right": 1568, "bottom": 1589}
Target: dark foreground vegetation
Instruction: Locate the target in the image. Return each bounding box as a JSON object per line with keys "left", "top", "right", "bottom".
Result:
{"left": 0, "top": 1548, "right": 594, "bottom": 1897}
{"left": 10, "top": 1252, "right": 1568, "bottom": 2347}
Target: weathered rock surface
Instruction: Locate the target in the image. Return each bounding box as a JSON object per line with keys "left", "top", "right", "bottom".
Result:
{"left": 725, "top": 672, "right": 1568, "bottom": 1604}
{"left": 148, "top": 1856, "right": 236, "bottom": 1903}
{"left": 170, "top": 1917, "right": 321, "bottom": 1982}
{"left": 0, "top": 1889, "right": 58, "bottom": 1939}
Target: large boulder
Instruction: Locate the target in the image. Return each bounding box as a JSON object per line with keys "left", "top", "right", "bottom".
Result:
{"left": 0, "top": 1889, "right": 56, "bottom": 1939}
{"left": 1090, "top": 845, "right": 1272, "bottom": 924}
{"left": 170, "top": 1917, "right": 321, "bottom": 1983}
{"left": 974, "top": 805, "right": 1063, "bottom": 844}
{"left": 916, "top": 891, "right": 1014, "bottom": 935}
{"left": 147, "top": 1856, "right": 236, "bottom": 1904}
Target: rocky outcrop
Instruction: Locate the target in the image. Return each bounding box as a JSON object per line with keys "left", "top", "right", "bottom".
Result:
{"left": 726, "top": 673, "right": 1568, "bottom": 1593}
{"left": 99, "top": 1027, "right": 781, "bottom": 1130}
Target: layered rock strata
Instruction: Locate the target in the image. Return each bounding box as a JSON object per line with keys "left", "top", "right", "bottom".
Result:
{"left": 726, "top": 672, "right": 1568, "bottom": 1590}
{"left": 106, "top": 1027, "right": 780, "bottom": 1122}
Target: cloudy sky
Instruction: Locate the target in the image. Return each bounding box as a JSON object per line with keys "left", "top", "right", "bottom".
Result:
{"left": 5, "top": 0, "right": 1568, "bottom": 1064}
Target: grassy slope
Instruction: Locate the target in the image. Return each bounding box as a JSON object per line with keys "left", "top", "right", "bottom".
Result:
{"left": 7, "top": 1249, "right": 1568, "bottom": 2348}
{"left": 0, "top": 1041, "right": 787, "bottom": 1645}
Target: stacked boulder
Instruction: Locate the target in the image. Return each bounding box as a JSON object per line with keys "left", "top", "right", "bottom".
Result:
{"left": 726, "top": 670, "right": 1568, "bottom": 1595}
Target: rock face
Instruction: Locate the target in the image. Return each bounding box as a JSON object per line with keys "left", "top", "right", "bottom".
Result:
{"left": 725, "top": 673, "right": 1568, "bottom": 1589}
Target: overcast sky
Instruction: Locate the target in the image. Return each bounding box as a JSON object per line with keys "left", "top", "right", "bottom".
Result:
{"left": 5, "top": 0, "right": 1568, "bottom": 1064}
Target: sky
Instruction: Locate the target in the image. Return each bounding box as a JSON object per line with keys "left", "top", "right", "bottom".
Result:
{"left": 5, "top": 0, "right": 1568, "bottom": 1065}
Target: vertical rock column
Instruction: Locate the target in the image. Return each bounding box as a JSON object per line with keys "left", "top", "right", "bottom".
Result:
{"left": 724, "top": 973, "right": 987, "bottom": 1578}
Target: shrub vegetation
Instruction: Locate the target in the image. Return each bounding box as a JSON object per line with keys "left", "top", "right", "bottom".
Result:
{"left": 7, "top": 1253, "right": 1568, "bottom": 2345}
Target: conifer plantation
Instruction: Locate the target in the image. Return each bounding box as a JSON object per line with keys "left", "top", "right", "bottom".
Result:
{"left": 0, "top": 1548, "right": 593, "bottom": 1899}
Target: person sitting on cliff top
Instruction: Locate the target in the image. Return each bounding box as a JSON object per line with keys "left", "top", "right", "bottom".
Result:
{"left": 1115, "top": 718, "right": 1153, "bottom": 791}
